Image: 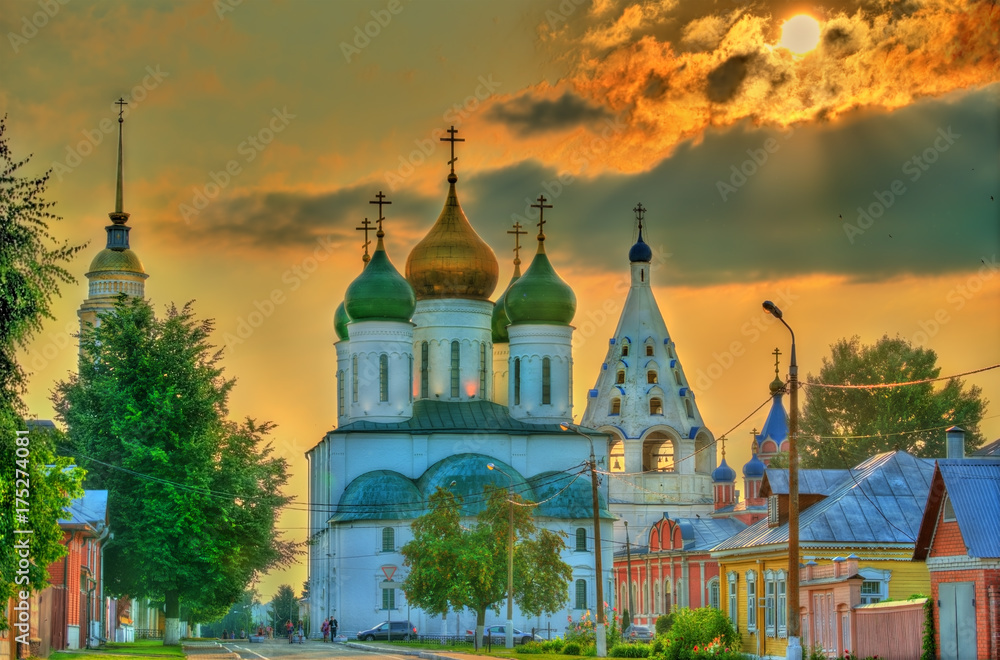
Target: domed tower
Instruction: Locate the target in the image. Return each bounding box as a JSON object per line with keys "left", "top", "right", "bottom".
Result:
{"left": 754, "top": 348, "right": 790, "bottom": 466}
{"left": 332, "top": 222, "right": 373, "bottom": 427}
{"left": 79, "top": 100, "right": 148, "bottom": 339}
{"left": 504, "top": 196, "right": 576, "bottom": 424}
{"left": 712, "top": 438, "right": 737, "bottom": 511}
{"left": 405, "top": 127, "right": 498, "bottom": 402}
{"left": 742, "top": 431, "right": 767, "bottom": 506}
{"left": 343, "top": 205, "right": 416, "bottom": 423}
{"left": 490, "top": 222, "right": 526, "bottom": 406}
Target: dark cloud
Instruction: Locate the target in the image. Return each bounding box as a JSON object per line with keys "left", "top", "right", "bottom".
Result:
{"left": 485, "top": 92, "right": 612, "bottom": 136}
{"left": 706, "top": 54, "right": 751, "bottom": 104}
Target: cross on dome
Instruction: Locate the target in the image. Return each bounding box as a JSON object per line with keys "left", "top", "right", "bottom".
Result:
{"left": 507, "top": 221, "right": 527, "bottom": 266}
{"left": 440, "top": 125, "right": 465, "bottom": 181}
{"left": 369, "top": 191, "right": 391, "bottom": 236}
{"left": 355, "top": 218, "right": 374, "bottom": 265}
{"left": 633, "top": 202, "right": 646, "bottom": 230}
{"left": 772, "top": 347, "right": 782, "bottom": 377}
{"left": 531, "top": 195, "right": 552, "bottom": 241}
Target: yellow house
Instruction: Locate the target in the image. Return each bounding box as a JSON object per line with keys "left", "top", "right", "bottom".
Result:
{"left": 712, "top": 451, "right": 933, "bottom": 658}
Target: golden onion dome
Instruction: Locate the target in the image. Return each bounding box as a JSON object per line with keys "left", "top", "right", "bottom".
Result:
{"left": 405, "top": 176, "right": 499, "bottom": 301}
{"left": 87, "top": 248, "right": 146, "bottom": 275}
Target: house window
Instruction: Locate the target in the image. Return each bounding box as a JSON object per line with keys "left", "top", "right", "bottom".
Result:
{"left": 768, "top": 495, "right": 779, "bottom": 526}
{"left": 746, "top": 570, "right": 757, "bottom": 631}
{"left": 943, "top": 495, "right": 956, "bottom": 522}
{"left": 860, "top": 580, "right": 884, "bottom": 604}
{"left": 382, "top": 527, "right": 395, "bottom": 552}
{"left": 575, "top": 528, "right": 587, "bottom": 551}
{"left": 575, "top": 579, "right": 587, "bottom": 609}
{"left": 379, "top": 354, "right": 389, "bottom": 402}
{"left": 542, "top": 357, "right": 551, "bottom": 404}
{"left": 450, "top": 341, "right": 460, "bottom": 398}
{"left": 479, "top": 344, "right": 487, "bottom": 397}
{"left": 352, "top": 355, "right": 359, "bottom": 402}
{"left": 616, "top": 370, "right": 625, "bottom": 384}
{"left": 650, "top": 397, "right": 663, "bottom": 415}
{"left": 777, "top": 570, "right": 787, "bottom": 637}
{"left": 708, "top": 578, "right": 720, "bottom": 610}
{"left": 382, "top": 584, "right": 395, "bottom": 610}
{"left": 420, "top": 341, "right": 429, "bottom": 399}
{"left": 727, "top": 572, "right": 738, "bottom": 626}
{"left": 513, "top": 358, "right": 521, "bottom": 405}
{"left": 610, "top": 398, "right": 621, "bottom": 415}
{"left": 765, "top": 570, "right": 776, "bottom": 636}
{"left": 685, "top": 399, "right": 694, "bottom": 418}
{"left": 646, "top": 345, "right": 654, "bottom": 356}
{"left": 647, "top": 370, "right": 658, "bottom": 384}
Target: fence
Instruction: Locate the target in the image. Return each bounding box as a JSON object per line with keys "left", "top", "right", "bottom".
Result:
{"left": 854, "top": 598, "right": 925, "bottom": 660}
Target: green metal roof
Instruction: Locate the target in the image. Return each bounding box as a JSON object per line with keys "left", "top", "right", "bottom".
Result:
{"left": 529, "top": 470, "right": 616, "bottom": 520}
{"left": 329, "top": 470, "right": 424, "bottom": 522}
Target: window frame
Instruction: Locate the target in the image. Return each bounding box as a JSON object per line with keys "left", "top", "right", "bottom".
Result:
{"left": 764, "top": 569, "right": 776, "bottom": 636}
{"left": 575, "top": 527, "right": 587, "bottom": 552}
{"left": 746, "top": 570, "right": 757, "bottom": 632}
{"left": 575, "top": 579, "right": 587, "bottom": 610}
{"left": 513, "top": 358, "right": 521, "bottom": 405}
{"left": 650, "top": 397, "right": 663, "bottom": 415}
{"left": 542, "top": 357, "right": 551, "bottom": 404}
{"left": 379, "top": 353, "right": 389, "bottom": 402}
{"left": 708, "top": 577, "right": 720, "bottom": 610}
{"left": 450, "top": 340, "right": 460, "bottom": 398}
{"left": 420, "top": 341, "right": 429, "bottom": 399}
{"left": 381, "top": 527, "right": 395, "bottom": 552}
{"left": 727, "top": 572, "right": 738, "bottom": 627}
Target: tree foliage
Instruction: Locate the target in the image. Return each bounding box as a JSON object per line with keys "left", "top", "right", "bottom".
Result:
{"left": 268, "top": 584, "right": 299, "bottom": 632}
{"left": 0, "top": 117, "right": 86, "bottom": 632}
{"left": 54, "top": 296, "right": 299, "bottom": 643}
{"left": 800, "top": 335, "right": 987, "bottom": 468}
{"left": 401, "top": 487, "right": 572, "bottom": 632}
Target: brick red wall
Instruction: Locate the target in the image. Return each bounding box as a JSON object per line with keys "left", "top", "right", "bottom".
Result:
{"left": 931, "top": 519, "right": 967, "bottom": 557}
{"left": 930, "top": 569, "right": 1000, "bottom": 659}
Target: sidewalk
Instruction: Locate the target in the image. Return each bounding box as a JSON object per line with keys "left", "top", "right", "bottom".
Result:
{"left": 343, "top": 641, "right": 516, "bottom": 660}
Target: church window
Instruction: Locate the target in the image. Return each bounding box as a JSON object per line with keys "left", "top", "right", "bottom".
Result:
{"left": 727, "top": 572, "right": 738, "bottom": 626}
{"left": 450, "top": 341, "right": 460, "bottom": 398}
{"left": 667, "top": 345, "right": 675, "bottom": 358}
{"left": 479, "top": 344, "right": 487, "bottom": 397}
{"left": 408, "top": 355, "right": 413, "bottom": 402}
{"left": 616, "top": 370, "right": 625, "bottom": 384}
{"left": 650, "top": 397, "right": 663, "bottom": 415}
{"left": 513, "top": 358, "right": 521, "bottom": 405}
{"left": 641, "top": 269, "right": 644, "bottom": 282}
{"left": 746, "top": 570, "right": 757, "bottom": 632}
{"left": 382, "top": 584, "right": 395, "bottom": 610}
{"left": 575, "top": 528, "right": 587, "bottom": 551}
{"left": 610, "top": 398, "right": 621, "bottom": 415}
{"left": 621, "top": 342, "right": 629, "bottom": 357}
{"left": 685, "top": 399, "right": 694, "bottom": 418}
{"left": 674, "top": 371, "right": 682, "bottom": 385}
{"left": 420, "top": 342, "right": 429, "bottom": 399}
{"left": 542, "top": 357, "right": 551, "bottom": 404}
{"left": 646, "top": 344, "right": 654, "bottom": 356}
{"left": 352, "top": 356, "right": 359, "bottom": 403}
{"left": 379, "top": 354, "right": 389, "bottom": 402}
{"left": 609, "top": 439, "right": 624, "bottom": 472}
{"left": 647, "top": 370, "right": 658, "bottom": 384}
{"left": 381, "top": 527, "right": 395, "bottom": 552}
{"left": 642, "top": 433, "right": 674, "bottom": 471}
{"left": 708, "top": 578, "right": 720, "bottom": 610}
{"left": 575, "top": 579, "right": 587, "bottom": 609}
{"left": 337, "top": 370, "right": 345, "bottom": 413}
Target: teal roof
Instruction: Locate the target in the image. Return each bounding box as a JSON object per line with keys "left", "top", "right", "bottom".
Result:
{"left": 529, "top": 471, "right": 615, "bottom": 520}
{"left": 491, "top": 267, "right": 520, "bottom": 343}
{"left": 505, "top": 241, "right": 576, "bottom": 326}
{"left": 329, "top": 470, "right": 423, "bottom": 522}
{"left": 344, "top": 235, "right": 416, "bottom": 322}
{"left": 332, "top": 399, "right": 592, "bottom": 435}
{"left": 334, "top": 300, "right": 350, "bottom": 340}
{"left": 418, "top": 454, "right": 529, "bottom": 516}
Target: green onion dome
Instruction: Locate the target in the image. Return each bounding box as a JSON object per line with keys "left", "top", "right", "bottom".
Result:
{"left": 505, "top": 241, "right": 576, "bottom": 326}
{"left": 490, "top": 263, "right": 521, "bottom": 343}
{"left": 344, "top": 233, "right": 416, "bottom": 322}
{"left": 334, "top": 300, "right": 350, "bottom": 340}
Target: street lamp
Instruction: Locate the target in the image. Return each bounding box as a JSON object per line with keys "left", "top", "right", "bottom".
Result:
{"left": 560, "top": 422, "right": 607, "bottom": 658}
{"left": 486, "top": 462, "right": 516, "bottom": 649}
{"left": 623, "top": 519, "right": 633, "bottom": 630}
{"left": 762, "top": 300, "right": 801, "bottom": 660}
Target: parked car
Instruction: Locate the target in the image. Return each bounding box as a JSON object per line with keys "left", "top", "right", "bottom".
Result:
{"left": 356, "top": 620, "right": 417, "bottom": 641}
{"left": 466, "top": 625, "right": 541, "bottom": 645}
{"left": 623, "top": 624, "right": 654, "bottom": 642}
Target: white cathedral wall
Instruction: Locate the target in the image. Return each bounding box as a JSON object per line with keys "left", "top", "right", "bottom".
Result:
{"left": 335, "top": 341, "right": 351, "bottom": 426}
{"left": 412, "top": 299, "right": 493, "bottom": 401}
{"left": 347, "top": 319, "right": 413, "bottom": 422}
{"left": 507, "top": 324, "right": 573, "bottom": 424}
{"left": 492, "top": 342, "right": 509, "bottom": 405}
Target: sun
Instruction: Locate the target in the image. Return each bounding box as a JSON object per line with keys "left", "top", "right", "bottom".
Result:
{"left": 779, "top": 14, "right": 821, "bottom": 55}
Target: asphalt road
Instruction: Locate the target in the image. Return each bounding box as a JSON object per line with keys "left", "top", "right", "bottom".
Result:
{"left": 218, "top": 640, "right": 414, "bottom": 660}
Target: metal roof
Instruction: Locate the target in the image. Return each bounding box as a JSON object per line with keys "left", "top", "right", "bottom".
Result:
{"left": 59, "top": 490, "right": 108, "bottom": 528}
{"left": 332, "top": 399, "right": 598, "bottom": 435}
{"left": 937, "top": 460, "right": 1000, "bottom": 558}
{"left": 972, "top": 438, "right": 1000, "bottom": 457}
{"left": 620, "top": 516, "right": 747, "bottom": 557}
{"left": 763, "top": 469, "right": 850, "bottom": 496}
{"left": 712, "top": 451, "right": 934, "bottom": 553}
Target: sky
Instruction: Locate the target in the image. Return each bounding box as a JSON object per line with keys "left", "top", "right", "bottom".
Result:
{"left": 4, "top": 0, "right": 999, "bottom": 603}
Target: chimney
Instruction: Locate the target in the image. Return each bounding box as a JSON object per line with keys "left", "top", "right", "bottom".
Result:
{"left": 946, "top": 426, "right": 965, "bottom": 459}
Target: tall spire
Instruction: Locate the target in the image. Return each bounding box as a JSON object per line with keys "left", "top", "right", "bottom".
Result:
{"left": 629, "top": 202, "right": 652, "bottom": 263}
{"left": 110, "top": 98, "right": 129, "bottom": 224}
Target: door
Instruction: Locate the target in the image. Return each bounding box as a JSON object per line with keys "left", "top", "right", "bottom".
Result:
{"left": 939, "top": 582, "right": 977, "bottom": 660}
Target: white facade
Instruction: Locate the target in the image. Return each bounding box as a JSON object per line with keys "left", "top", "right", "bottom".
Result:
{"left": 507, "top": 324, "right": 573, "bottom": 424}
{"left": 412, "top": 299, "right": 493, "bottom": 402}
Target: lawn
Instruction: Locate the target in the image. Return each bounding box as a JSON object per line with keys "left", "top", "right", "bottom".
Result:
{"left": 48, "top": 640, "right": 185, "bottom": 660}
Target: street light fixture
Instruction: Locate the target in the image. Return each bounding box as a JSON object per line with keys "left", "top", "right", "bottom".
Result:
{"left": 762, "top": 300, "right": 801, "bottom": 660}
{"left": 560, "top": 422, "right": 607, "bottom": 658}
{"left": 486, "top": 462, "right": 516, "bottom": 649}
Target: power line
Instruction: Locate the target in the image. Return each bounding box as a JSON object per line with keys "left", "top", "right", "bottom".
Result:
{"left": 802, "top": 363, "right": 999, "bottom": 390}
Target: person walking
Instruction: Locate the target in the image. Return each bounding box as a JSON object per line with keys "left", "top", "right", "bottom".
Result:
{"left": 321, "top": 617, "right": 329, "bottom": 642}
{"left": 296, "top": 620, "right": 305, "bottom": 643}
{"left": 286, "top": 620, "right": 294, "bottom": 644}
{"left": 332, "top": 617, "right": 338, "bottom": 639}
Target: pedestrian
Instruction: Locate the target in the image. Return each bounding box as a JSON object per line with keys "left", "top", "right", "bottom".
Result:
{"left": 221, "top": 630, "right": 227, "bottom": 640}
{"left": 332, "top": 617, "right": 338, "bottom": 639}
{"left": 297, "top": 620, "right": 304, "bottom": 643}
{"left": 321, "top": 617, "right": 329, "bottom": 642}
{"left": 286, "top": 620, "right": 294, "bottom": 644}
{"left": 267, "top": 625, "right": 273, "bottom": 639}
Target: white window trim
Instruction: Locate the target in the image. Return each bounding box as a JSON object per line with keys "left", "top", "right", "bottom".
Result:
{"left": 746, "top": 570, "right": 757, "bottom": 632}
{"left": 727, "top": 571, "right": 738, "bottom": 627}
{"left": 858, "top": 567, "right": 891, "bottom": 605}
{"left": 777, "top": 569, "right": 787, "bottom": 638}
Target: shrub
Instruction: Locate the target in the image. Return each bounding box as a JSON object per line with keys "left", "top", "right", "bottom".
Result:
{"left": 658, "top": 608, "right": 739, "bottom": 660}
{"left": 921, "top": 597, "right": 936, "bottom": 660}
{"left": 650, "top": 639, "right": 664, "bottom": 655}
{"left": 516, "top": 641, "right": 545, "bottom": 654}
{"left": 562, "top": 641, "right": 582, "bottom": 655}
{"left": 543, "top": 638, "right": 565, "bottom": 652}
{"left": 610, "top": 643, "right": 651, "bottom": 657}
{"left": 654, "top": 613, "right": 673, "bottom": 637}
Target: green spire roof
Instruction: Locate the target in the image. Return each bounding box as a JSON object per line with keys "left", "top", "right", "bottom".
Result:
{"left": 334, "top": 300, "right": 350, "bottom": 340}
{"left": 505, "top": 241, "right": 576, "bottom": 326}
{"left": 490, "top": 263, "right": 521, "bottom": 343}
{"left": 344, "top": 233, "right": 415, "bottom": 322}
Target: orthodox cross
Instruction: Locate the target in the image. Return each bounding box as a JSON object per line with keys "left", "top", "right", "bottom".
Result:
{"left": 507, "top": 221, "right": 527, "bottom": 266}
{"left": 369, "top": 191, "right": 391, "bottom": 233}
{"left": 355, "top": 218, "right": 373, "bottom": 264}
{"left": 440, "top": 125, "right": 465, "bottom": 175}
{"left": 530, "top": 195, "right": 552, "bottom": 240}
{"left": 750, "top": 428, "right": 759, "bottom": 454}
{"left": 719, "top": 436, "right": 727, "bottom": 459}
{"left": 772, "top": 347, "right": 782, "bottom": 377}
{"left": 115, "top": 97, "right": 128, "bottom": 122}
{"left": 633, "top": 202, "right": 646, "bottom": 231}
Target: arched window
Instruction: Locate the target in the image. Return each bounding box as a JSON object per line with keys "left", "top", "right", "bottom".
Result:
{"left": 352, "top": 355, "right": 359, "bottom": 403}
{"left": 674, "top": 370, "right": 682, "bottom": 385}
{"left": 479, "top": 343, "right": 487, "bottom": 397}
{"left": 708, "top": 577, "right": 721, "bottom": 610}
{"left": 647, "top": 370, "right": 658, "bottom": 384}
{"left": 642, "top": 432, "right": 674, "bottom": 472}
{"left": 337, "top": 370, "right": 345, "bottom": 413}
{"left": 513, "top": 358, "right": 521, "bottom": 405}
{"left": 653, "top": 582, "right": 660, "bottom": 615}
{"left": 408, "top": 355, "right": 414, "bottom": 402}
{"left": 616, "top": 370, "right": 625, "bottom": 384}
{"left": 621, "top": 342, "right": 629, "bottom": 357}
{"left": 575, "top": 579, "right": 587, "bottom": 609}
{"left": 379, "top": 354, "right": 389, "bottom": 402}
{"left": 450, "top": 341, "right": 460, "bottom": 398}
{"left": 575, "top": 528, "right": 587, "bottom": 551}
{"left": 646, "top": 344, "right": 654, "bottom": 356}
{"left": 542, "top": 357, "right": 551, "bottom": 404}
{"left": 685, "top": 399, "right": 694, "bottom": 418}
{"left": 650, "top": 397, "right": 663, "bottom": 415}
{"left": 381, "top": 527, "right": 395, "bottom": 552}
{"left": 610, "top": 398, "right": 621, "bottom": 415}
{"left": 420, "top": 341, "right": 429, "bottom": 399}
{"left": 609, "top": 439, "right": 624, "bottom": 472}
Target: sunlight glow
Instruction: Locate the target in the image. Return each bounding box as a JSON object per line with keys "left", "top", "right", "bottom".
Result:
{"left": 779, "top": 15, "right": 821, "bottom": 55}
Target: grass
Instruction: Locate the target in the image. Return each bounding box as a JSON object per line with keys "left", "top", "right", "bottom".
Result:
{"left": 48, "top": 640, "right": 185, "bottom": 660}
{"left": 354, "top": 641, "right": 588, "bottom": 659}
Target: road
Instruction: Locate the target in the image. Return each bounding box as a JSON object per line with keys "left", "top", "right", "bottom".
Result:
{"left": 215, "top": 639, "right": 420, "bottom": 660}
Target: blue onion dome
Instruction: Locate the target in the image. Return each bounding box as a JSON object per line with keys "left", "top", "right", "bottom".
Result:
{"left": 743, "top": 452, "right": 766, "bottom": 478}
{"left": 490, "top": 263, "right": 521, "bottom": 343}
{"left": 629, "top": 228, "right": 652, "bottom": 263}
{"left": 344, "top": 232, "right": 415, "bottom": 322}
{"left": 505, "top": 241, "right": 576, "bottom": 325}
{"left": 334, "top": 300, "right": 350, "bottom": 340}
{"left": 712, "top": 457, "right": 737, "bottom": 483}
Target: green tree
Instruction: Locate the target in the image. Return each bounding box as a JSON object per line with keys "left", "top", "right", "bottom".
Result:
{"left": 401, "top": 486, "right": 572, "bottom": 643}
{"left": 268, "top": 584, "right": 299, "bottom": 633}
{"left": 0, "top": 117, "right": 86, "bottom": 633}
{"left": 799, "top": 335, "right": 987, "bottom": 468}
{"left": 54, "top": 296, "right": 299, "bottom": 644}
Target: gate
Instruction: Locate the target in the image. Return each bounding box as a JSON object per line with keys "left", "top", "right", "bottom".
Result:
{"left": 939, "top": 582, "right": 977, "bottom": 660}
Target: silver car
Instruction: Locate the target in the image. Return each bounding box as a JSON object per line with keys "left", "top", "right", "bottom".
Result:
{"left": 623, "top": 625, "right": 654, "bottom": 642}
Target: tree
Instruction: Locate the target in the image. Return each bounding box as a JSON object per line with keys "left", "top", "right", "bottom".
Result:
{"left": 800, "top": 335, "right": 988, "bottom": 468}
{"left": 401, "top": 486, "right": 572, "bottom": 643}
{"left": 54, "top": 296, "right": 299, "bottom": 644}
{"left": 268, "top": 584, "right": 299, "bottom": 633}
{"left": 0, "top": 116, "right": 86, "bottom": 633}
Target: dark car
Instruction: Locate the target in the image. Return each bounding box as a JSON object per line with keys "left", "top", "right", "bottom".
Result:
{"left": 467, "top": 625, "right": 540, "bottom": 645}
{"left": 623, "top": 624, "right": 654, "bottom": 642}
{"left": 356, "top": 620, "right": 417, "bottom": 641}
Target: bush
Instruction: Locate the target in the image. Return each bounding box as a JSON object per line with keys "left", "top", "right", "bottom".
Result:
{"left": 654, "top": 613, "right": 673, "bottom": 637}
{"left": 650, "top": 639, "right": 664, "bottom": 655}
{"left": 543, "top": 638, "right": 565, "bottom": 652}
{"left": 516, "top": 641, "right": 545, "bottom": 654}
{"left": 562, "top": 641, "right": 582, "bottom": 655}
{"left": 609, "top": 642, "right": 651, "bottom": 657}
{"left": 657, "top": 608, "right": 739, "bottom": 660}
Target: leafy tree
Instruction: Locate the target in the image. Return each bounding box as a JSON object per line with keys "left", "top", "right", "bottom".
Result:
{"left": 54, "top": 296, "right": 299, "bottom": 644}
{"left": 401, "top": 486, "right": 572, "bottom": 643}
{"left": 268, "top": 584, "right": 299, "bottom": 633}
{"left": 799, "top": 335, "right": 987, "bottom": 468}
{"left": 0, "top": 117, "right": 86, "bottom": 632}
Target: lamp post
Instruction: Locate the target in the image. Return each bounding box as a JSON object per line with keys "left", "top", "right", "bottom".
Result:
{"left": 487, "top": 462, "right": 516, "bottom": 649}
{"left": 623, "top": 520, "right": 633, "bottom": 631}
{"left": 560, "top": 422, "right": 607, "bottom": 658}
{"left": 762, "top": 300, "right": 801, "bottom": 660}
